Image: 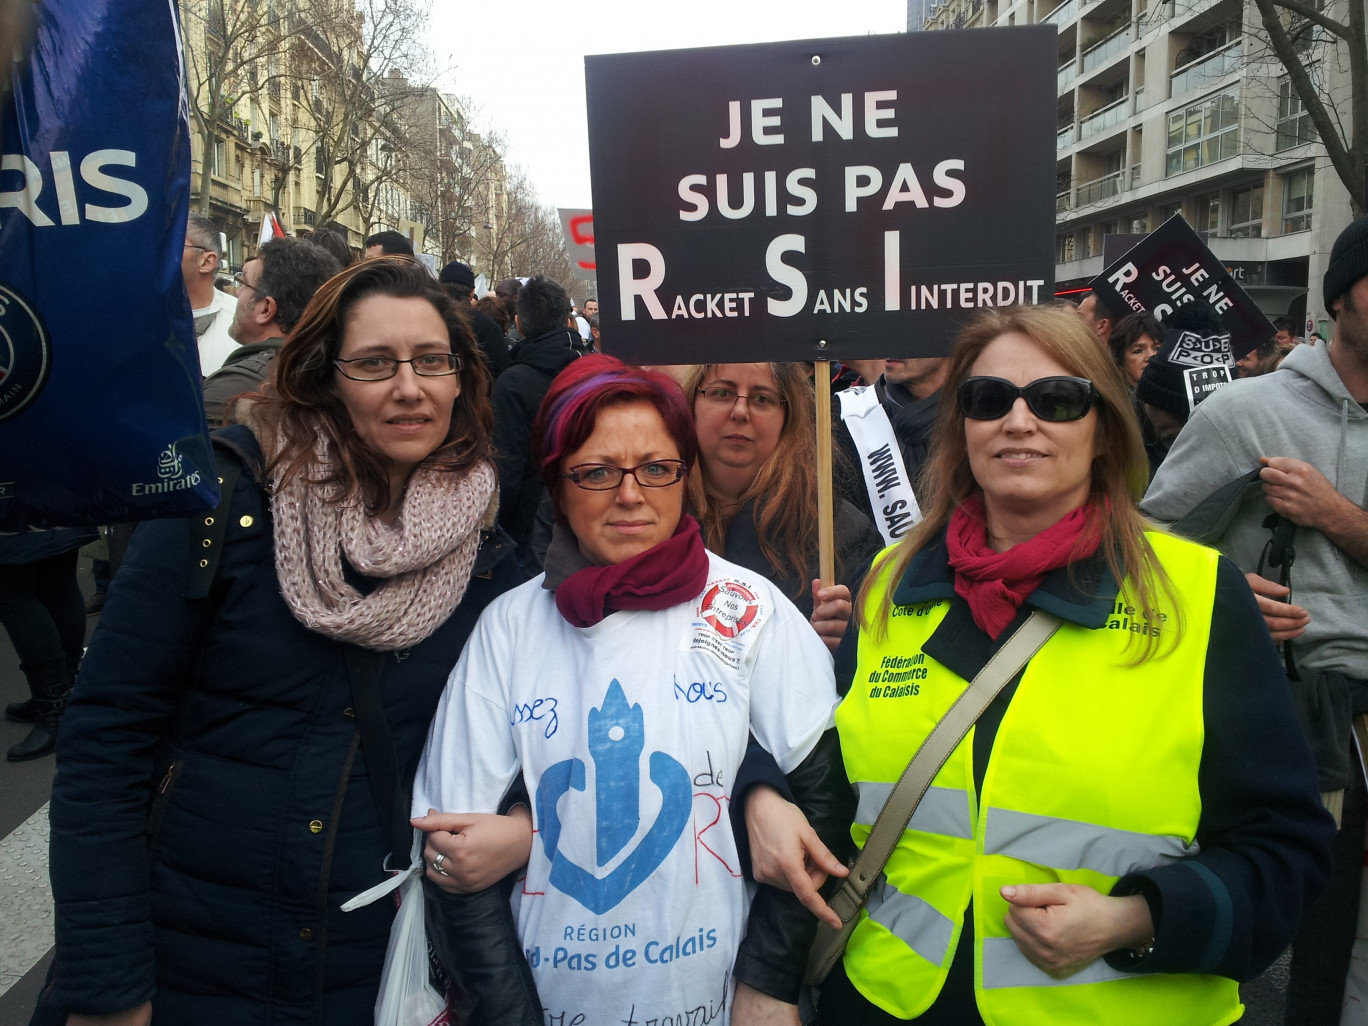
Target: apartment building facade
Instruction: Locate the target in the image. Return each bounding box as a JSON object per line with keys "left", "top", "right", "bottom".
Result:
{"left": 180, "top": 0, "right": 508, "bottom": 275}
{"left": 918, "top": 0, "right": 1357, "bottom": 337}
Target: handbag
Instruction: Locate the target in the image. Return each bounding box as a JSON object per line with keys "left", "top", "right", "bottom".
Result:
{"left": 804, "top": 609, "right": 1063, "bottom": 986}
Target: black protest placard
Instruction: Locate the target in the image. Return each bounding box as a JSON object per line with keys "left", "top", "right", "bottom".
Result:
{"left": 585, "top": 29, "right": 1056, "bottom": 365}
{"left": 1090, "top": 214, "right": 1275, "bottom": 358}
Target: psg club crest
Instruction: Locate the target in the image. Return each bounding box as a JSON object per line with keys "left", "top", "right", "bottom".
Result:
{"left": 0, "top": 282, "right": 52, "bottom": 424}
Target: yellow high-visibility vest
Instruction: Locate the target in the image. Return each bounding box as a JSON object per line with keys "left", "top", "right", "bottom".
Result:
{"left": 836, "top": 530, "right": 1241, "bottom": 1026}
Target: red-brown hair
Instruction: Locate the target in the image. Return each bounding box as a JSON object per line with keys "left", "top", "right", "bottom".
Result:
{"left": 532, "top": 354, "right": 697, "bottom": 520}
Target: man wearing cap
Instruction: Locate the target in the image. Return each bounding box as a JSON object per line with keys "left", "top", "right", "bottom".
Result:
{"left": 438, "top": 260, "right": 510, "bottom": 381}
{"left": 1143, "top": 214, "right": 1368, "bottom": 1026}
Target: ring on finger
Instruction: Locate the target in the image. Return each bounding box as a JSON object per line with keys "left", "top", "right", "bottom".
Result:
{"left": 433, "top": 852, "right": 450, "bottom": 877}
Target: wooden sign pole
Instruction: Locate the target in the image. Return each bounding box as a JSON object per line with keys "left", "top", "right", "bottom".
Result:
{"left": 814, "top": 358, "right": 835, "bottom": 588}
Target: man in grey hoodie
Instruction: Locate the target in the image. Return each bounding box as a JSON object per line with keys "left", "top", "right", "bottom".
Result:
{"left": 1143, "top": 213, "right": 1368, "bottom": 1026}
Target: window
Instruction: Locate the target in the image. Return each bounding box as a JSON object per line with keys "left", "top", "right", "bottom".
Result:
{"left": 1127, "top": 214, "right": 1148, "bottom": 233}
{"left": 1276, "top": 77, "right": 1315, "bottom": 150}
{"left": 1197, "top": 192, "right": 1220, "bottom": 233}
{"left": 1158, "top": 201, "right": 1182, "bottom": 223}
{"left": 1282, "top": 168, "right": 1313, "bottom": 233}
{"left": 212, "top": 137, "right": 227, "bottom": 177}
{"left": 1229, "top": 183, "right": 1263, "bottom": 237}
{"left": 1057, "top": 233, "right": 1076, "bottom": 263}
{"left": 1166, "top": 89, "right": 1239, "bottom": 175}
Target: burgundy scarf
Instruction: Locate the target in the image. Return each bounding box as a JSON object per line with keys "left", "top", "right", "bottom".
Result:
{"left": 946, "top": 495, "right": 1103, "bottom": 639}
{"left": 554, "top": 515, "right": 710, "bottom": 628}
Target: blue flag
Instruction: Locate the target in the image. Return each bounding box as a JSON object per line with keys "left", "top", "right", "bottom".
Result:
{"left": 0, "top": 0, "right": 217, "bottom": 530}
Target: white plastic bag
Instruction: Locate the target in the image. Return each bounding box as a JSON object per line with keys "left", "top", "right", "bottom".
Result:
{"left": 343, "top": 830, "right": 448, "bottom": 1026}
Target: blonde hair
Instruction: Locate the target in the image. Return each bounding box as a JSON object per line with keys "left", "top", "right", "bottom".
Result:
{"left": 859, "top": 306, "right": 1180, "bottom": 658}
{"left": 684, "top": 363, "right": 818, "bottom": 597}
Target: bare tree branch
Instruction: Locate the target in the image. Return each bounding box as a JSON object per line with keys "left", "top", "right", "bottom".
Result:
{"left": 1250, "top": 0, "right": 1366, "bottom": 214}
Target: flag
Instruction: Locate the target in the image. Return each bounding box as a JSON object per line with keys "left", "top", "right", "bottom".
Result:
{"left": 258, "top": 211, "right": 286, "bottom": 246}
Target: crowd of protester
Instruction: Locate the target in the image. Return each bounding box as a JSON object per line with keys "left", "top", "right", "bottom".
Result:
{"left": 5, "top": 209, "right": 1367, "bottom": 1026}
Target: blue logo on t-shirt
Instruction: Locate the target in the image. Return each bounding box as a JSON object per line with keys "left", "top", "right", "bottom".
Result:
{"left": 535, "top": 679, "right": 691, "bottom": 914}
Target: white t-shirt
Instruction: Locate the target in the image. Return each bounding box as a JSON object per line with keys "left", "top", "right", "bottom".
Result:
{"left": 193, "top": 286, "right": 239, "bottom": 376}
{"left": 413, "top": 552, "right": 838, "bottom": 1026}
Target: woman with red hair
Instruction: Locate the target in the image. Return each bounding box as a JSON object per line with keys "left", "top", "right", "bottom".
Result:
{"left": 413, "top": 355, "right": 851, "bottom": 1026}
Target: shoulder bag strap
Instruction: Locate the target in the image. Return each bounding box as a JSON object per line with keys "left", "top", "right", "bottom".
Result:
{"left": 830, "top": 608, "right": 1063, "bottom": 920}
{"left": 343, "top": 647, "right": 413, "bottom": 871}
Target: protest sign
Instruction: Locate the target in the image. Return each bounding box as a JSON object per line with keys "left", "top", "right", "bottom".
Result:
{"left": 1090, "top": 214, "right": 1275, "bottom": 358}
{"left": 557, "top": 208, "right": 596, "bottom": 282}
{"left": 585, "top": 28, "right": 1057, "bottom": 364}
{"left": 1181, "top": 364, "right": 1232, "bottom": 412}
{"left": 0, "top": 0, "right": 216, "bottom": 530}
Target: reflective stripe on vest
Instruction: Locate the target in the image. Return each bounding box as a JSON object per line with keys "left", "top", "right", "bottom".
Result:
{"left": 981, "top": 936, "right": 1132, "bottom": 989}
{"left": 865, "top": 872, "right": 958, "bottom": 966}
{"left": 838, "top": 532, "right": 1241, "bottom": 1026}
{"left": 854, "top": 783, "right": 974, "bottom": 840}
{"left": 984, "top": 807, "right": 1201, "bottom": 877}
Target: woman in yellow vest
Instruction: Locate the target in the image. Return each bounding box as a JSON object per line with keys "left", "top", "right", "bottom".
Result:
{"left": 750, "top": 306, "right": 1335, "bottom": 1026}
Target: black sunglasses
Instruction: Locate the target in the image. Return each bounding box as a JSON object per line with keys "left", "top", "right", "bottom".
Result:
{"left": 958, "top": 375, "right": 1097, "bottom": 422}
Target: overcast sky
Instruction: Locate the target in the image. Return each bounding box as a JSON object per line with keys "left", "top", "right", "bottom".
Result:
{"left": 428, "top": 1, "right": 909, "bottom": 211}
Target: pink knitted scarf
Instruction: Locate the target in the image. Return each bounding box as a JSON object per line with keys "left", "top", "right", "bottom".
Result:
{"left": 271, "top": 440, "right": 496, "bottom": 652}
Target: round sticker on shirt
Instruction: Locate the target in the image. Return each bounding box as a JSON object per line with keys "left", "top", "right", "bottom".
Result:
{"left": 700, "top": 581, "right": 760, "bottom": 638}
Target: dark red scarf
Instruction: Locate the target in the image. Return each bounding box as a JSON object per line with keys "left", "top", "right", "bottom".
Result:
{"left": 555, "top": 515, "right": 710, "bottom": 628}
{"left": 946, "top": 495, "right": 1103, "bottom": 639}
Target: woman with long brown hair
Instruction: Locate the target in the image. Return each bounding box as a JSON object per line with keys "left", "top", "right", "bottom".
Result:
{"left": 684, "top": 363, "right": 880, "bottom": 651}
{"left": 43, "top": 258, "right": 525, "bottom": 1025}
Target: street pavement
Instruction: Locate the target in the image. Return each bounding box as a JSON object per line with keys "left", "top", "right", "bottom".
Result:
{"left": 0, "top": 560, "right": 94, "bottom": 1026}
{"left": 0, "top": 558, "right": 1295, "bottom": 1025}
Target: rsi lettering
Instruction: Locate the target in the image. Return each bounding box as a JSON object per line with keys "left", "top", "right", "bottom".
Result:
{"left": 1, "top": 150, "right": 149, "bottom": 226}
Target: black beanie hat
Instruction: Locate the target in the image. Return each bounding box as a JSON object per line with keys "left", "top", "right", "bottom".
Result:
{"left": 1324, "top": 214, "right": 1368, "bottom": 318}
{"left": 438, "top": 260, "right": 475, "bottom": 288}
{"left": 1135, "top": 336, "right": 1192, "bottom": 420}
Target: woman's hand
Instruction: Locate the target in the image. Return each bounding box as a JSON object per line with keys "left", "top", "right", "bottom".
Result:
{"left": 730, "top": 982, "right": 800, "bottom": 1026}
{"left": 411, "top": 806, "right": 534, "bottom": 894}
{"left": 1244, "top": 572, "right": 1310, "bottom": 643}
{"left": 1001, "top": 883, "right": 1153, "bottom": 979}
{"left": 745, "top": 785, "right": 848, "bottom": 928}
{"left": 67, "top": 1003, "right": 152, "bottom": 1026}
{"left": 810, "top": 580, "right": 852, "bottom": 653}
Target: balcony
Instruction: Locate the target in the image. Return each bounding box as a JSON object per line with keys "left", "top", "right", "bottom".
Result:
{"left": 1081, "top": 23, "right": 1134, "bottom": 74}
{"left": 1057, "top": 190, "right": 1074, "bottom": 212}
{"left": 1042, "top": 0, "right": 1078, "bottom": 23}
{"left": 1079, "top": 96, "right": 1128, "bottom": 140}
{"left": 1058, "top": 123, "right": 1076, "bottom": 151}
{"left": 293, "top": 207, "right": 317, "bottom": 228}
{"left": 1170, "top": 39, "right": 1241, "bottom": 97}
{"left": 1076, "top": 169, "right": 1126, "bottom": 204}
{"left": 1058, "top": 60, "right": 1077, "bottom": 91}
{"left": 1172, "top": 0, "right": 1222, "bottom": 21}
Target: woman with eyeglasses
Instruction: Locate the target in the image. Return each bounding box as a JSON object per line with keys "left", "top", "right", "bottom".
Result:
{"left": 684, "top": 364, "right": 881, "bottom": 653}
{"left": 411, "top": 354, "right": 850, "bottom": 1026}
{"left": 43, "top": 258, "right": 525, "bottom": 1026}
{"left": 750, "top": 307, "right": 1333, "bottom": 1025}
